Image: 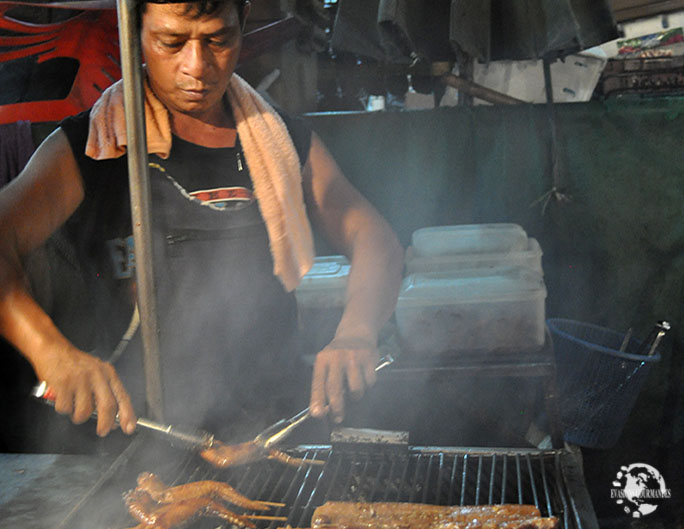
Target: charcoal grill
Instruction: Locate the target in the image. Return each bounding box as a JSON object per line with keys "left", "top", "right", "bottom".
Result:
{"left": 55, "top": 431, "right": 597, "bottom": 529}
{"left": 51, "top": 331, "right": 591, "bottom": 529}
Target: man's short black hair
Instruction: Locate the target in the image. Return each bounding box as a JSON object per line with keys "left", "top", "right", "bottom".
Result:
{"left": 137, "top": 0, "right": 249, "bottom": 28}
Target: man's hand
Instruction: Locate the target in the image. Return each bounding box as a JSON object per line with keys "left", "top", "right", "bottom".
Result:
{"left": 34, "top": 346, "right": 137, "bottom": 437}
{"left": 309, "top": 336, "right": 380, "bottom": 424}
{"left": 0, "top": 128, "right": 137, "bottom": 438}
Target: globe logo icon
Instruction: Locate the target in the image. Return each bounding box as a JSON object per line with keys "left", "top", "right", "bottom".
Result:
{"left": 611, "top": 463, "right": 671, "bottom": 518}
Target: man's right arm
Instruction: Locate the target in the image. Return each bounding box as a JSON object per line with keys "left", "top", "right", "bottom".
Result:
{"left": 0, "top": 128, "right": 136, "bottom": 436}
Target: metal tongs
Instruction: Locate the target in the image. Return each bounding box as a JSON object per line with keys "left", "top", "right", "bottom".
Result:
{"left": 634, "top": 320, "right": 671, "bottom": 356}
{"left": 32, "top": 381, "right": 215, "bottom": 450}
{"left": 32, "top": 354, "right": 396, "bottom": 451}
{"left": 253, "top": 354, "right": 395, "bottom": 450}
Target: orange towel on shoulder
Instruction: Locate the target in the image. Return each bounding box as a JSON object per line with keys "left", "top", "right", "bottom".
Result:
{"left": 86, "top": 74, "right": 314, "bottom": 291}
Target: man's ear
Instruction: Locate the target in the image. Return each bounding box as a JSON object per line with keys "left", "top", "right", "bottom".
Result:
{"left": 241, "top": 0, "right": 251, "bottom": 32}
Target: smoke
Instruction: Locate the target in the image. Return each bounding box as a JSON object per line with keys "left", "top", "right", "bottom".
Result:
{"left": 343, "top": 366, "right": 540, "bottom": 447}
{"left": 121, "top": 194, "right": 308, "bottom": 443}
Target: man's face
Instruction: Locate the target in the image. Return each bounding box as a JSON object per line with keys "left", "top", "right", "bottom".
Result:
{"left": 141, "top": 1, "right": 244, "bottom": 121}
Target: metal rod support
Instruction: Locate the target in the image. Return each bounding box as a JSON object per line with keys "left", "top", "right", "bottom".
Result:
{"left": 441, "top": 74, "right": 526, "bottom": 105}
{"left": 117, "top": 0, "right": 164, "bottom": 421}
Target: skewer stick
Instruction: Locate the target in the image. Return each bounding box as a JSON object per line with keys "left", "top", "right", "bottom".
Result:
{"left": 618, "top": 328, "right": 633, "bottom": 353}
{"left": 260, "top": 501, "right": 286, "bottom": 508}
{"left": 247, "top": 515, "right": 288, "bottom": 521}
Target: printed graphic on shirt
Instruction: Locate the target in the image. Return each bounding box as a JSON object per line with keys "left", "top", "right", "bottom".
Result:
{"left": 107, "top": 235, "right": 135, "bottom": 279}
{"left": 149, "top": 162, "right": 254, "bottom": 212}
{"left": 189, "top": 186, "right": 254, "bottom": 209}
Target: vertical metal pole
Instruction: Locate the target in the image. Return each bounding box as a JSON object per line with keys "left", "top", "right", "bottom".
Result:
{"left": 116, "top": 0, "right": 164, "bottom": 421}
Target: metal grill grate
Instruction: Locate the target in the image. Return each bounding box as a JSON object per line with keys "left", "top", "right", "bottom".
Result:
{"left": 188, "top": 445, "right": 593, "bottom": 529}
{"left": 58, "top": 440, "right": 597, "bottom": 529}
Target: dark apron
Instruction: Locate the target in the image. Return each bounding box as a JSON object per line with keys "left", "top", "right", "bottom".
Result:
{"left": 118, "top": 162, "right": 304, "bottom": 441}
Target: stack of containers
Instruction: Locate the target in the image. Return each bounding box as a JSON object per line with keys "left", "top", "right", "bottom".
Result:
{"left": 397, "top": 224, "right": 547, "bottom": 356}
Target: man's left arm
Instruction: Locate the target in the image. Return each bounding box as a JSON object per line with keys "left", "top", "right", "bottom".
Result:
{"left": 302, "top": 132, "right": 404, "bottom": 424}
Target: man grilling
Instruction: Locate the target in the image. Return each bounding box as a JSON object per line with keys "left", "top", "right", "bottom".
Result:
{"left": 0, "top": 0, "right": 403, "bottom": 442}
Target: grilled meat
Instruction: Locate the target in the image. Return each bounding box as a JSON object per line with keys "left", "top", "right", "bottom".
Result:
{"left": 200, "top": 440, "right": 262, "bottom": 467}
{"left": 122, "top": 471, "right": 274, "bottom": 529}
{"left": 136, "top": 471, "right": 272, "bottom": 511}
{"left": 310, "top": 502, "right": 559, "bottom": 529}
{"left": 123, "top": 495, "right": 256, "bottom": 529}
{"left": 200, "top": 440, "right": 324, "bottom": 468}
{"left": 124, "top": 490, "right": 158, "bottom": 524}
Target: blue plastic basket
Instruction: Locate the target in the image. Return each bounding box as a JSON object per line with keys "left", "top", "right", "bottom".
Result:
{"left": 547, "top": 318, "right": 661, "bottom": 449}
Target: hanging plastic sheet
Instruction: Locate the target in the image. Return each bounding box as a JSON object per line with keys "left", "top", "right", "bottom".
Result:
{"left": 450, "top": 0, "right": 619, "bottom": 62}
{"left": 330, "top": 0, "right": 387, "bottom": 61}
{"left": 330, "top": 0, "right": 454, "bottom": 63}
{"left": 377, "top": 0, "right": 454, "bottom": 63}
{"left": 333, "top": 0, "right": 618, "bottom": 63}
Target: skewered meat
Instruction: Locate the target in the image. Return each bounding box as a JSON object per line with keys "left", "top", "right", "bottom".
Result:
{"left": 200, "top": 440, "right": 261, "bottom": 467}
{"left": 124, "top": 494, "right": 256, "bottom": 529}
{"left": 310, "top": 502, "right": 559, "bottom": 529}
{"left": 268, "top": 447, "right": 325, "bottom": 467}
{"left": 124, "top": 490, "right": 158, "bottom": 524}
{"left": 123, "top": 471, "right": 283, "bottom": 529}
{"left": 200, "top": 440, "right": 324, "bottom": 468}
{"left": 135, "top": 471, "right": 273, "bottom": 511}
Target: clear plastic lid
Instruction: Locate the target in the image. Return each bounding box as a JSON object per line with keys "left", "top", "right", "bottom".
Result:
{"left": 411, "top": 224, "right": 529, "bottom": 257}
{"left": 398, "top": 266, "right": 546, "bottom": 306}
{"left": 405, "top": 237, "right": 543, "bottom": 275}
{"left": 297, "top": 255, "right": 350, "bottom": 292}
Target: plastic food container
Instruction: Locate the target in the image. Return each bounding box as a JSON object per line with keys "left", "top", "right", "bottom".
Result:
{"left": 295, "top": 255, "right": 350, "bottom": 356}
{"left": 395, "top": 267, "right": 547, "bottom": 355}
{"left": 405, "top": 237, "right": 542, "bottom": 275}
{"left": 411, "top": 224, "right": 529, "bottom": 257}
